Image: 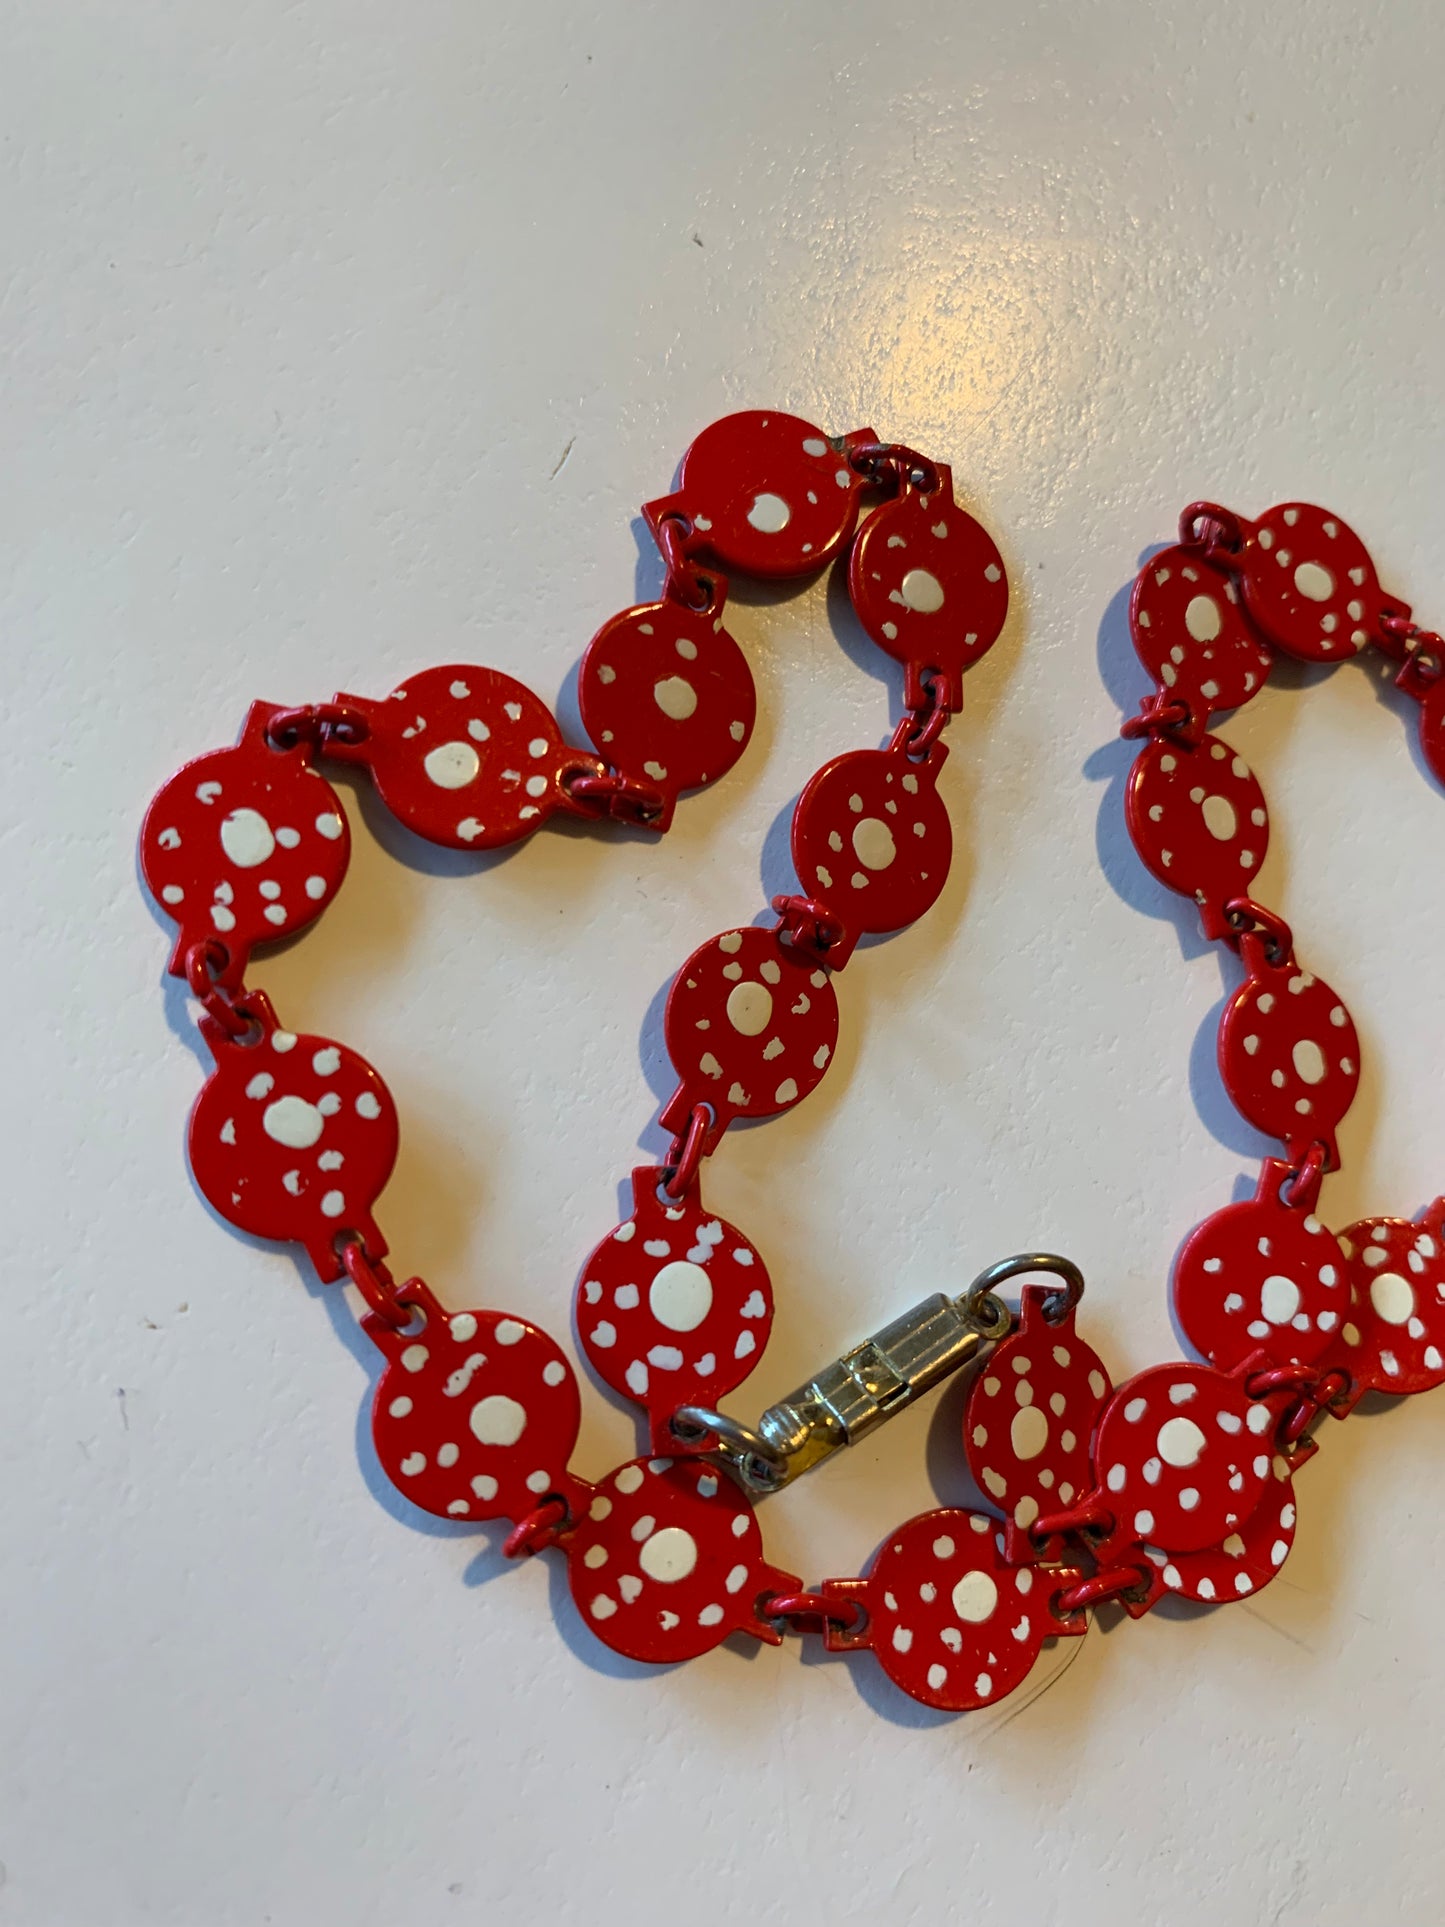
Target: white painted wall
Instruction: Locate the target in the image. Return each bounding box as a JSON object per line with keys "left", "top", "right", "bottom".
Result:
{"left": 4, "top": 3, "right": 1444, "bottom": 1922}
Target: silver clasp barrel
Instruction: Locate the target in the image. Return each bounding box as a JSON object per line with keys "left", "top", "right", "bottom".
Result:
{"left": 669, "top": 1253, "right": 1084, "bottom": 1495}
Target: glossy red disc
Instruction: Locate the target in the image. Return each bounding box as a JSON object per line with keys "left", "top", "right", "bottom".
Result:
{"left": 789, "top": 737, "right": 952, "bottom": 965}
{"left": 1418, "top": 674, "right": 1445, "bottom": 789}
{"left": 325, "top": 665, "right": 576, "bottom": 849}
{"left": 364, "top": 1280, "right": 587, "bottom": 1523}
{"left": 1327, "top": 1206, "right": 1445, "bottom": 1396}
{"left": 1124, "top": 733, "right": 1270, "bottom": 938}
{"left": 578, "top": 598, "right": 754, "bottom": 822}
{"left": 576, "top": 1167, "right": 773, "bottom": 1441}
{"left": 646, "top": 410, "right": 868, "bottom": 579}
{"left": 187, "top": 992, "right": 397, "bottom": 1282}
{"left": 1130, "top": 544, "right": 1272, "bottom": 718}
{"left": 1138, "top": 1456, "right": 1297, "bottom": 1607}
{"left": 821, "top": 1510, "right": 1084, "bottom": 1712}
{"left": 846, "top": 470, "right": 1008, "bottom": 709}
{"left": 658, "top": 927, "right": 839, "bottom": 1146}
{"left": 1173, "top": 1160, "right": 1348, "bottom": 1372}
{"left": 565, "top": 1457, "right": 796, "bottom": 1663}
{"left": 1218, "top": 952, "right": 1361, "bottom": 1166}
{"left": 141, "top": 702, "right": 350, "bottom": 986}
{"left": 1092, "top": 1361, "right": 1281, "bottom": 1556}
{"left": 963, "top": 1285, "right": 1112, "bottom": 1559}
{"left": 1238, "top": 505, "right": 1386, "bottom": 661}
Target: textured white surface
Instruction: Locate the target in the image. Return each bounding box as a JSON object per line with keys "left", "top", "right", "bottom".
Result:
{"left": 4, "top": 3, "right": 1445, "bottom": 1922}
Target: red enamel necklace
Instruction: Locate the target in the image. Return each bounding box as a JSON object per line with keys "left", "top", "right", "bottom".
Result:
{"left": 141, "top": 417, "right": 1444, "bottom": 1713}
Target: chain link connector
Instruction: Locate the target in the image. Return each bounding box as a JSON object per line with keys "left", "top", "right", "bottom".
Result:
{"left": 1224, "top": 896, "right": 1294, "bottom": 968}
{"left": 183, "top": 939, "right": 262, "bottom": 1040}
{"left": 1178, "top": 500, "right": 1246, "bottom": 558}
{"left": 1119, "top": 691, "right": 1206, "bottom": 745}
{"left": 340, "top": 1238, "right": 415, "bottom": 1329}
{"left": 1279, "top": 1139, "right": 1329, "bottom": 1213}
{"left": 969, "top": 1252, "right": 1084, "bottom": 1330}
{"left": 889, "top": 682, "right": 953, "bottom": 759}
{"left": 655, "top": 514, "right": 720, "bottom": 613}
{"left": 265, "top": 702, "right": 371, "bottom": 753}
{"left": 561, "top": 767, "right": 668, "bottom": 828}
{"left": 770, "top": 893, "right": 845, "bottom": 959}
{"left": 1030, "top": 1493, "right": 1115, "bottom": 1549}
{"left": 1279, "top": 1367, "right": 1353, "bottom": 1445}
{"left": 660, "top": 1102, "right": 712, "bottom": 1200}
{"left": 846, "top": 441, "right": 942, "bottom": 498}
{"left": 1379, "top": 613, "right": 1445, "bottom": 697}
{"left": 1053, "top": 1563, "right": 1153, "bottom": 1616}
{"left": 503, "top": 1495, "right": 573, "bottom": 1559}
{"left": 764, "top": 1590, "right": 868, "bottom": 1639}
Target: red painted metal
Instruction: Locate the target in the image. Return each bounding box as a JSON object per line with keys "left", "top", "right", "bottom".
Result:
{"left": 1124, "top": 731, "right": 1270, "bottom": 939}
{"left": 1130, "top": 543, "right": 1271, "bottom": 720}
{"left": 141, "top": 700, "right": 350, "bottom": 986}
{"left": 187, "top": 990, "right": 397, "bottom": 1283}
{"left": 1217, "top": 939, "right": 1361, "bottom": 1169}
{"left": 575, "top": 1167, "right": 773, "bottom": 1448}
{"left": 818, "top": 1509, "right": 1086, "bottom": 1711}
{"left": 564, "top": 1457, "right": 797, "bottom": 1663}
{"left": 1236, "top": 504, "right": 1391, "bottom": 661}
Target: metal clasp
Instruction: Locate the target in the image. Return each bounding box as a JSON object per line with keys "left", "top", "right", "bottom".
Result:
{"left": 669, "top": 1254, "right": 1083, "bottom": 1496}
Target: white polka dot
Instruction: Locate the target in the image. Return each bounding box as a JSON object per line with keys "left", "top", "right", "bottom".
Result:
{"left": 220, "top": 808, "right": 275, "bottom": 868}
{"left": 1371, "top": 1272, "right": 1414, "bottom": 1325}
{"left": 262, "top": 1095, "right": 324, "bottom": 1148}
{"left": 852, "top": 817, "right": 897, "bottom": 871}
{"left": 316, "top": 813, "right": 344, "bottom": 840}
{"left": 400, "top": 1344, "right": 428, "bottom": 1372}
{"left": 638, "top": 1526, "right": 698, "bottom": 1583}
{"left": 1010, "top": 1406, "right": 1049, "bottom": 1461}
{"left": 1294, "top": 560, "right": 1334, "bottom": 601}
{"left": 653, "top": 676, "right": 698, "bottom": 721}
{"left": 726, "top": 982, "right": 773, "bottom": 1036}
{"left": 356, "top": 1092, "right": 382, "bottom": 1119}
{"left": 951, "top": 1570, "right": 998, "bottom": 1623}
{"left": 1202, "top": 794, "right": 1237, "bottom": 840}
{"left": 423, "top": 742, "right": 480, "bottom": 789}
{"left": 899, "top": 568, "right": 945, "bottom": 613}
{"left": 469, "top": 1395, "right": 526, "bottom": 1446}
{"left": 1184, "top": 594, "right": 1222, "bottom": 641}
{"left": 648, "top": 1261, "right": 714, "bottom": 1332}
{"left": 320, "top": 1190, "right": 344, "bottom": 1218}
{"left": 1157, "top": 1416, "right": 1205, "bottom": 1467}
{"left": 1260, "top": 1275, "right": 1301, "bottom": 1325}
{"left": 746, "top": 492, "right": 790, "bottom": 533}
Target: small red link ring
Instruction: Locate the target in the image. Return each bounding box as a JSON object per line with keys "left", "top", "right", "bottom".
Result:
{"left": 1279, "top": 1140, "right": 1329, "bottom": 1214}
{"left": 562, "top": 769, "right": 667, "bottom": 827}
{"left": 1030, "top": 1495, "right": 1115, "bottom": 1546}
{"left": 661, "top": 1102, "right": 712, "bottom": 1200}
{"left": 340, "top": 1240, "right": 413, "bottom": 1329}
{"left": 265, "top": 702, "right": 371, "bottom": 751}
{"left": 770, "top": 893, "right": 845, "bottom": 957}
{"left": 847, "top": 441, "right": 941, "bottom": 497}
{"left": 1178, "top": 501, "right": 1245, "bottom": 556}
{"left": 182, "top": 940, "right": 259, "bottom": 1039}
{"left": 1054, "top": 1565, "right": 1152, "bottom": 1616}
{"left": 1120, "top": 692, "right": 1202, "bottom": 742}
{"left": 766, "top": 1591, "right": 868, "bottom": 1636}
{"left": 1246, "top": 1362, "right": 1320, "bottom": 1400}
{"left": 1224, "top": 897, "right": 1294, "bottom": 968}
{"left": 655, "top": 515, "right": 718, "bottom": 612}
{"left": 503, "top": 1496, "right": 572, "bottom": 1559}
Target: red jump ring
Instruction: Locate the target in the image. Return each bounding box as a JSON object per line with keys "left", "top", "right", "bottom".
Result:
{"left": 655, "top": 515, "right": 719, "bottom": 612}
{"left": 1178, "top": 500, "right": 1245, "bottom": 556}
{"left": 661, "top": 1102, "right": 712, "bottom": 1200}
{"left": 1054, "top": 1565, "right": 1151, "bottom": 1616}
{"left": 265, "top": 702, "right": 371, "bottom": 752}
{"left": 503, "top": 1496, "right": 572, "bottom": 1559}
{"left": 766, "top": 1591, "right": 868, "bottom": 1637}
{"left": 1120, "top": 693, "right": 1201, "bottom": 743}
{"left": 340, "top": 1239, "right": 413, "bottom": 1328}
{"left": 770, "top": 893, "right": 845, "bottom": 958}
{"left": 1224, "top": 896, "right": 1294, "bottom": 968}
{"left": 1030, "top": 1495, "right": 1114, "bottom": 1546}
{"left": 562, "top": 768, "right": 667, "bottom": 828}
{"left": 182, "top": 940, "right": 259, "bottom": 1039}
{"left": 847, "top": 441, "right": 941, "bottom": 497}
{"left": 1279, "top": 1140, "right": 1329, "bottom": 1214}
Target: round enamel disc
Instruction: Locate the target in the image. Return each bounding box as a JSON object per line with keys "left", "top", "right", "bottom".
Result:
{"left": 1092, "top": 1364, "right": 1277, "bottom": 1554}
{"left": 1141, "top": 1457, "right": 1297, "bottom": 1605}
{"left": 846, "top": 1509, "right": 1080, "bottom": 1712}
{"left": 789, "top": 742, "right": 951, "bottom": 961}
{"left": 578, "top": 600, "right": 754, "bottom": 806}
{"left": 1124, "top": 733, "right": 1269, "bottom": 933}
{"left": 576, "top": 1168, "right": 773, "bottom": 1425}
{"left": 188, "top": 998, "right": 397, "bottom": 1283}
{"left": 365, "top": 1281, "right": 585, "bottom": 1522}
{"left": 1173, "top": 1164, "right": 1347, "bottom": 1372}
{"left": 141, "top": 702, "right": 350, "bottom": 986}
{"left": 847, "top": 478, "right": 1008, "bottom": 707}
{"left": 1329, "top": 1209, "right": 1445, "bottom": 1396}
{"left": 1130, "top": 544, "right": 1271, "bottom": 717}
{"left": 1218, "top": 961, "right": 1360, "bottom": 1165}
{"left": 566, "top": 1458, "right": 787, "bottom": 1663}
{"left": 325, "top": 666, "right": 570, "bottom": 849}
{"left": 656, "top": 411, "right": 864, "bottom": 578}
{"left": 661, "top": 928, "right": 839, "bottom": 1137}
{"left": 1419, "top": 675, "right": 1445, "bottom": 790}
{"left": 1238, "top": 505, "right": 1385, "bottom": 661}
{"left": 963, "top": 1287, "right": 1112, "bottom": 1548}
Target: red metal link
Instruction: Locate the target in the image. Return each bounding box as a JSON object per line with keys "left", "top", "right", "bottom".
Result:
{"left": 770, "top": 893, "right": 845, "bottom": 958}
{"left": 655, "top": 514, "right": 718, "bottom": 612}
{"left": 265, "top": 702, "right": 371, "bottom": 751}
{"left": 846, "top": 440, "right": 942, "bottom": 497}
{"left": 340, "top": 1239, "right": 412, "bottom": 1329}
{"left": 889, "top": 687, "right": 953, "bottom": 758}
{"left": 1280, "top": 1368, "right": 1353, "bottom": 1444}
{"left": 1178, "top": 500, "right": 1246, "bottom": 557}
{"left": 1279, "top": 1140, "right": 1329, "bottom": 1213}
{"left": 182, "top": 940, "right": 259, "bottom": 1039}
{"left": 1119, "top": 692, "right": 1203, "bottom": 743}
{"left": 503, "top": 1497, "right": 573, "bottom": 1559}
{"left": 562, "top": 768, "right": 668, "bottom": 827}
{"left": 1224, "top": 896, "right": 1294, "bottom": 966}
{"left": 1245, "top": 1362, "right": 1320, "bottom": 1400}
{"left": 765, "top": 1590, "right": 868, "bottom": 1637}
{"left": 1054, "top": 1565, "right": 1152, "bottom": 1615}
{"left": 660, "top": 1102, "right": 712, "bottom": 1200}
{"left": 1030, "top": 1494, "right": 1115, "bottom": 1546}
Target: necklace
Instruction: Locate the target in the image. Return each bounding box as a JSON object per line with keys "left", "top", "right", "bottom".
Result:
{"left": 140, "top": 420, "right": 1444, "bottom": 1714}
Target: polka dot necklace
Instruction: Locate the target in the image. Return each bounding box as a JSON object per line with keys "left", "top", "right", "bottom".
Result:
{"left": 140, "top": 426, "right": 1444, "bottom": 1712}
